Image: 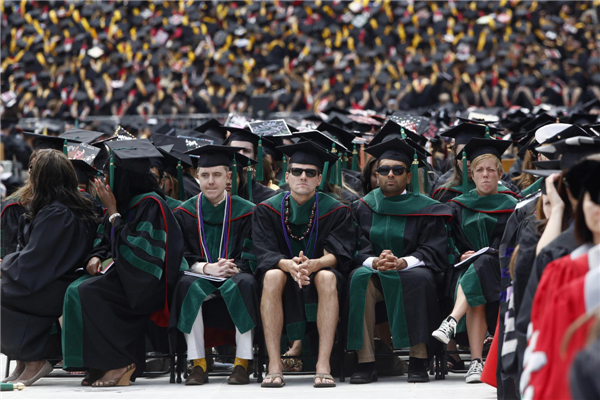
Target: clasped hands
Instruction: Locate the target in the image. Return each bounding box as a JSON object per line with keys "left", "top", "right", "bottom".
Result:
{"left": 204, "top": 258, "right": 239, "bottom": 278}
{"left": 372, "top": 250, "right": 408, "bottom": 271}
{"left": 284, "top": 250, "right": 321, "bottom": 288}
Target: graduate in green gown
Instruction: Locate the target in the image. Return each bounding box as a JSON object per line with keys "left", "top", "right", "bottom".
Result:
{"left": 169, "top": 146, "right": 259, "bottom": 386}
{"left": 346, "top": 138, "right": 454, "bottom": 384}
{"left": 432, "top": 122, "right": 522, "bottom": 202}
{"left": 253, "top": 141, "right": 357, "bottom": 388}
{"left": 61, "top": 139, "right": 185, "bottom": 387}
{"left": 432, "top": 137, "right": 517, "bottom": 384}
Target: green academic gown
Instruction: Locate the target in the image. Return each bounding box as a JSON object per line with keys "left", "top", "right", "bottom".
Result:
{"left": 61, "top": 192, "right": 185, "bottom": 376}
{"left": 433, "top": 179, "right": 522, "bottom": 203}
{"left": 346, "top": 189, "right": 454, "bottom": 353}
{"left": 252, "top": 192, "right": 357, "bottom": 341}
{"left": 169, "top": 194, "right": 259, "bottom": 341}
{"left": 446, "top": 190, "right": 518, "bottom": 333}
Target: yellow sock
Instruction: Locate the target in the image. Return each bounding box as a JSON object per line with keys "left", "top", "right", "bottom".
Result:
{"left": 234, "top": 357, "right": 248, "bottom": 370}
{"left": 192, "top": 358, "right": 207, "bottom": 372}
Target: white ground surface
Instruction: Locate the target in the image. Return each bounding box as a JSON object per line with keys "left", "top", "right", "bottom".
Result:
{"left": 1, "top": 355, "right": 496, "bottom": 400}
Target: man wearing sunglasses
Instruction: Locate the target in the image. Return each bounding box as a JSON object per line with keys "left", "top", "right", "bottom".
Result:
{"left": 252, "top": 141, "right": 357, "bottom": 388}
{"left": 346, "top": 138, "right": 453, "bottom": 384}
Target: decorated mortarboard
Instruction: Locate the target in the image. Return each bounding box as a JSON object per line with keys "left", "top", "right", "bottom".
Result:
{"left": 248, "top": 119, "right": 292, "bottom": 137}
{"left": 68, "top": 143, "right": 102, "bottom": 182}
{"left": 441, "top": 122, "right": 502, "bottom": 145}
{"left": 536, "top": 137, "right": 600, "bottom": 171}
{"left": 564, "top": 159, "right": 600, "bottom": 203}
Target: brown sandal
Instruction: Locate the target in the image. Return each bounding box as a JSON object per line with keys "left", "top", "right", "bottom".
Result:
{"left": 314, "top": 373, "right": 336, "bottom": 388}
{"left": 92, "top": 363, "right": 136, "bottom": 387}
{"left": 81, "top": 369, "right": 105, "bottom": 386}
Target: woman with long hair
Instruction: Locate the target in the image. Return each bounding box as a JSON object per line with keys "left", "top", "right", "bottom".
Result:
{"left": 60, "top": 139, "right": 185, "bottom": 387}
{"left": 1, "top": 149, "right": 98, "bottom": 386}
{"left": 360, "top": 157, "right": 379, "bottom": 196}
{"left": 520, "top": 155, "right": 600, "bottom": 400}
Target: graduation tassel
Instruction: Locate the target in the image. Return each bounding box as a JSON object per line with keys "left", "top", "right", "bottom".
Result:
{"left": 63, "top": 139, "right": 68, "bottom": 156}
{"left": 256, "top": 138, "right": 264, "bottom": 182}
{"left": 485, "top": 125, "right": 491, "bottom": 139}
{"left": 247, "top": 158, "right": 253, "bottom": 202}
{"left": 352, "top": 144, "right": 359, "bottom": 171}
{"left": 177, "top": 160, "right": 185, "bottom": 200}
{"left": 343, "top": 152, "right": 349, "bottom": 170}
{"left": 319, "top": 161, "right": 330, "bottom": 191}
{"left": 337, "top": 156, "right": 343, "bottom": 187}
{"left": 231, "top": 155, "right": 238, "bottom": 196}
{"left": 401, "top": 127, "right": 407, "bottom": 139}
{"left": 280, "top": 155, "right": 287, "bottom": 185}
{"left": 75, "top": 119, "right": 79, "bottom": 128}
{"left": 109, "top": 150, "right": 115, "bottom": 190}
{"left": 329, "top": 143, "right": 339, "bottom": 186}
{"left": 411, "top": 150, "right": 420, "bottom": 195}
{"left": 461, "top": 151, "right": 469, "bottom": 195}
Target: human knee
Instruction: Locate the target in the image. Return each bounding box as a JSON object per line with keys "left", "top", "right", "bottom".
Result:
{"left": 314, "top": 270, "right": 337, "bottom": 293}
{"left": 262, "top": 269, "right": 286, "bottom": 292}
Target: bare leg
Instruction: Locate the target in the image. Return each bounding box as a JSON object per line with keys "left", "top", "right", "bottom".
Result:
{"left": 450, "top": 284, "right": 470, "bottom": 322}
{"left": 314, "top": 270, "right": 338, "bottom": 385}
{"left": 287, "top": 340, "right": 302, "bottom": 356}
{"left": 465, "top": 304, "right": 487, "bottom": 360}
{"left": 16, "top": 360, "right": 48, "bottom": 381}
{"left": 260, "top": 269, "right": 287, "bottom": 385}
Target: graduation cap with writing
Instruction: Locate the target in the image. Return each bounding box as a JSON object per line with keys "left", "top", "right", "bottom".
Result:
{"left": 105, "top": 139, "right": 162, "bottom": 177}
{"left": 536, "top": 137, "right": 600, "bottom": 171}
{"left": 68, "top": 143, "right": 102, "bottom": 183}
{"left": 441, "top": 122, "right": 503, "bottom": 146}
{"left": 564, "top": 159, "right": 600, "bottom": 203}
{"left": 60, "top": 129, "right": 110, "bottom": 169}
{"left": 192, "top": 119, "right": 227, "bottom": 143}
{"left": 364, "top": 137, "right": 428, "bottom": 194}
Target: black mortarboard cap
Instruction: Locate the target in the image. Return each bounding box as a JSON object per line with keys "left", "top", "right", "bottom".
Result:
{"left": 151, "top": 133, "right": 193, "bottom": 167}
{"left": 365, "top": 137, "right": 428, "bottom": 168}
{"left": 536, "top": 137, "right": 600, "bottom": 170}
{"left": 522, "top": 160, "right": 562, "bottom": 178}
{"left": 60, "top": 129, "right": 105, "bottom": 144}
{"left": 316, "top": 122, "right": 357, "bottom": 151}
{"left": 277, "top": 141, "right": 339, "bottom": 171}
{"left": 369, "top": 120, "right": 429, "bottom": 154}
{"left": 441, "top": 123, "right": 502, "bottom": 145}
{"left": 192, "top": 119, "right": 227, "bottom": 142}
{"left": 292, "top": 130, "right": 348, "bottom": 153}
{"left": 186, "top": 145, "right": 243, "bottom": 168}
{"left": 463, "top": 137, "right": 512, "bottom": 162}
{"left": 564, "top": 159, "right": 600, "bottom": 203}
{"left": 105, "top": 139, "right": 162, "bottom": 174}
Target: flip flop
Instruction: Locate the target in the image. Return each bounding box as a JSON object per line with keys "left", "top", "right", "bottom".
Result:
{"left": 261, "top": 372, "right": 285, "bottom": 388}
{"left": 314, "top": 373, "right": 336, "bottom": 388}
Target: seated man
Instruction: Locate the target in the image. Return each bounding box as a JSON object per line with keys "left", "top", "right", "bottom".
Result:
{"left": 170, "top": 146, "right": 259, "bottom": 385}
{"left": 347, "top": 138, "right": 453, "bottom": 383}
{"left": 252, "top": 141, "right": 356, "bottom": 388}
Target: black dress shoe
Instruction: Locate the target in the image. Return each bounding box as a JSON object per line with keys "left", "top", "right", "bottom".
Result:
{"left": 407, "top": 357, "right": 430, "bottom": 383}
{"left": 227, "top": 365, "right": 249, "bottom": 385}
{"left": 185, "top": 366, "right": 208, "bottom": 385}
{"left": 350, "top": 362, "right": 377, "bottom": 384}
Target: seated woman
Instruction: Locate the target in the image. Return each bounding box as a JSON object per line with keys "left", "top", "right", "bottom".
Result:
{"left": 1, "top": 149, "right": 98, "bottom": 386}
{"left": 61, "top": 139, "right": 185, "bottom": 387}
{"left": 432, "top": 138, "right": 517, "bottom": 383}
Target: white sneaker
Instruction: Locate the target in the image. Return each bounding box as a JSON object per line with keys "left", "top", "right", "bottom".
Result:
{"left": 465, "top": 359, "right": 483, "bottom": 383}
{"left": 432, "top": 317, "right": 457, "bottom": 344}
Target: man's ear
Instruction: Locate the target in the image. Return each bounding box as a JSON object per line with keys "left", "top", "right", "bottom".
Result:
{"left": 317, "top": 173, "right": 322, "bottom": 187}
{"left": 407, "top": 172, "right": 412, "bottom": 184}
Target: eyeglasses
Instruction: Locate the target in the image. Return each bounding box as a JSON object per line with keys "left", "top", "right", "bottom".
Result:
{"left": 376, "top": 166, "right": 407, "bottom": 176}
{"left": 289, "top": 168, "right": 318, "bottom": 178}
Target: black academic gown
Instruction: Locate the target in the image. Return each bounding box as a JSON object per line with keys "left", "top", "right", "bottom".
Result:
{"left": 169, "top": 194, "right": 259, "bottom": 342}
{"left": 346, "top": 189, "right": 452, "bottom": 356}
{"left": 61, "top": 192, "right": 185, "bottom": 376}
{"left": 1, "top": 201, "right": 96, "bottom": 361}
{"left": 183, "top": 172, "right": 201, "bottom": 200}
{"left": 514, "top": 226, "right": 579, "bottom": 385}
{"left": 0, "top": 201, "right": 26, "bottom": 258}
{"left": 252, "top": 192, "right": 356, "bottom": 341}
{"left": 445, "top": 191, "right": 517, "bottom": 334}
{"left": 570, "top": 337, "right": 600, "bottom": 400}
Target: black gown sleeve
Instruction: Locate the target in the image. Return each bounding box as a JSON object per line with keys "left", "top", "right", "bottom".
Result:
{"left": 409, "top": 215, "right": 450, "bottom": 274}
{"left": 252, "top": 204, "right": 286, "bottom": 276}
{"left": 1, "top": 204, "right": 95, "bottom": 296}
{"left": 321, "top": 206, "right": 357, "bottom": 276}
{"left": 86, "top": 213, "right": 112, "bottom": 263}
{"left": 0, "top": 202, "right": 26, "bottom": 258}
{"left": 110, "top": 198, "right": 171, "bottom": 309}
{"left": 173, "top": 209, "right": 204, "bottom": 267}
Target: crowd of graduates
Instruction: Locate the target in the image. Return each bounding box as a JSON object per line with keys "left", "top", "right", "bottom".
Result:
{"left": 0, "top": 103, "right": 599, "bottom": 399}
{"left": 4, "top": 1, "right": 600, "bottom": 120}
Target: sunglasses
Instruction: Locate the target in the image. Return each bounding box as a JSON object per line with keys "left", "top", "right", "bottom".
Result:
{"left": 376, "top": 166, "right": 407, "bottom": 176}
{"left": 289, "top": 168, "right": 318, "bottom": 178}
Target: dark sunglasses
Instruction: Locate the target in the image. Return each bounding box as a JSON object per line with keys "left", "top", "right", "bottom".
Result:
{"left": 376, "top": 166, "right": 407, "bottom": 176}
{"left": 290, "top": 168, "right": 318, "bottom": 178}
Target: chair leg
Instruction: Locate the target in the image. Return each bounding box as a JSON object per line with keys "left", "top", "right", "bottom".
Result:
{"left": 435, "top": 347, "right": 446, "bottom": 380}
{"left": 256, "top": 335, "right": 264, "bottom": 384}
{"left": 5, "top": 356, "right": 11, "bottom": 379}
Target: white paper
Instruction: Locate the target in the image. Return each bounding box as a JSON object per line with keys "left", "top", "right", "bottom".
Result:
{"left": 183, "top": 271, "right": 227, "bottom": 282}
{"left": 454, "top": 247, "right": 496, "bottom": 268}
